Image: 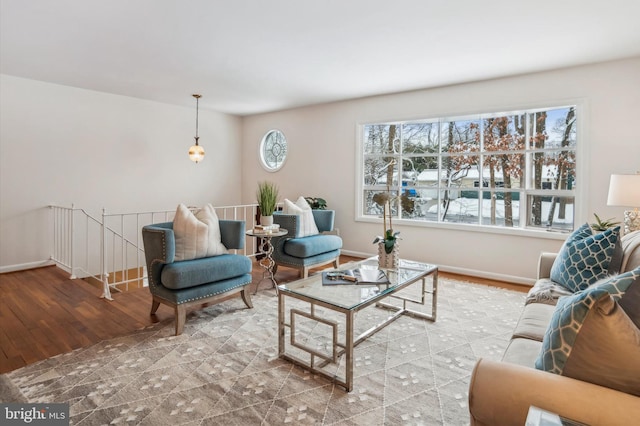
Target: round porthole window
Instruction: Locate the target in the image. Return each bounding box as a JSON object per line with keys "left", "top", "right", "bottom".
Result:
{"left": 260, "top": 129, "right": 288, "bottom": 172}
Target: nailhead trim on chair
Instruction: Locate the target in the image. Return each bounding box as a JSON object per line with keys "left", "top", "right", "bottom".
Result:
{"left": 145, "top": 227, "right": 168, "bottom": 291}
{"left": 275, "top": 258, "right": 321, "bottom": 268}
{"left": 176, "top": 278, "right": 252, "bottom": 304}
{"left": 274, "top": 257, "right": 340, "bottom": 271}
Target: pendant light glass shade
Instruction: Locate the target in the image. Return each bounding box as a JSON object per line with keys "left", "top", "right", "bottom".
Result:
{"left": 188, "top": 140, "right": 205, "bottom": 163}
{"left": 189, "top": 94, "right": 205, "bottom": 163}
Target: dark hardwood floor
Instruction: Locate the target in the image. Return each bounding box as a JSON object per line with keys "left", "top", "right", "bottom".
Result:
{"left": 0, "top": 255, "right": 525, "bottom": 374}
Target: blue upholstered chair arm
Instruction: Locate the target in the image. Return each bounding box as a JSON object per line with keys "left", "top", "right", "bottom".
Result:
{"left": 273, "top": 213, "right": 301, "bottom": 238}
{"left": 142, "top": 222, "right": 175, "bottom": 264}
{"left": 142, "top": 222, "right": 175, "bottom": 288}
{"left": 219, "top": 220, "right": 246, "bottom": 250}
{"left": 312, "top": 210, "right": 335, "bottom": 233}
{"left": 273, "top": 210, "right": 335, "bottom": 237}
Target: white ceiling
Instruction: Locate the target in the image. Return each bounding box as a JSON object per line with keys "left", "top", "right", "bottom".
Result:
{"left": 2, "top": 0, "right": 640, "bottom": 116}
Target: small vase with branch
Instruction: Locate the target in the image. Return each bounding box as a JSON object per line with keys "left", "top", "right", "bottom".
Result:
{"left": 371, "top": 155, "right": 416, "bottom": 268}
{"left": 372, "top": 189, "right": 413, "bottom": 269}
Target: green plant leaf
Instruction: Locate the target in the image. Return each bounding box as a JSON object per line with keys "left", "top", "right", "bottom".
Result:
{"left": 590, "top": 213, "right": 620, "bottom": 231}
{"left": 256, "top": 181, "right": 279, "bottom": 216}
{"left": 304, "top": 197, "right": 327, "bottom": 209}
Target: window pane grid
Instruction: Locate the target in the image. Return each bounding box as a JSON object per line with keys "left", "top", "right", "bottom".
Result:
{"left": 361, "top": 106, "right": 577, "bottom": 232}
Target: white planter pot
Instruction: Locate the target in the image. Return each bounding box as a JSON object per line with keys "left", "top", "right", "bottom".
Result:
{"left": 378, "top": 241, "right": 399, "bottom": 269}
{"left": 260, "top": 215, "right": 274, "bottom": 226}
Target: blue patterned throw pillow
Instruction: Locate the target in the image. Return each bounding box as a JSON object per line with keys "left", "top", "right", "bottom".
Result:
{"left": 535, "top": 269, "right": 640, "bottom": 395}
{"left": 550, "top": 223, "right": 620, "bottom": 292}
{"left": 590, "top": 267, "right": 640, "bottom": 301}
{"left": 535, "top": 287, "right": 610, "bottom": 374}
{"left": 536, "top": 267, "right": 640, "bottom": 373}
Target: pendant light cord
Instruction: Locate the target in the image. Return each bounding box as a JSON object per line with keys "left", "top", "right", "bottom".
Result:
{"left": 195, "top": 95, "right": 199, "bottom": 142}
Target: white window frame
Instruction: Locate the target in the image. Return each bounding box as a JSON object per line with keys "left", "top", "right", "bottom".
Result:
{"left": 355, "top": 102, "right": 588, "bottom": 240}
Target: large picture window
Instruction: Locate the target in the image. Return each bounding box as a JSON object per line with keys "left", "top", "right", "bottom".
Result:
{"left": 361, "top": 106, "right": 577, "bottom": 232}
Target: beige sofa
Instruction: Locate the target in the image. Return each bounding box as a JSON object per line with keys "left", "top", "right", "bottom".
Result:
{"left": 468, "top": 231, "right": 640, "bottom": 426}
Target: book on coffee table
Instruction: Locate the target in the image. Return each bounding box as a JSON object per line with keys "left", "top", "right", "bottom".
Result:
{"left": 322, "top": 268, "right": 390, "bottom": 285}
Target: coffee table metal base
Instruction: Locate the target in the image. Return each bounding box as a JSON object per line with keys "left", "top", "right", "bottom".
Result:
{"left": 277, "top": 266, "right": 437, "bottom": 392}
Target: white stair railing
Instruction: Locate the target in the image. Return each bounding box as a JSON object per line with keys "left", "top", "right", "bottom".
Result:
{"left": 50, "top": 204, "right": 263, "bottom": 300}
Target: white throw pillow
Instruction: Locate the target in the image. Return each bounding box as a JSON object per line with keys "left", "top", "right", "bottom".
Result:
{"left": 283, "top": 196, "right": 319, "bottom": 237}
{"left": 173, "top": 203, "right": 228, "bottom": 261}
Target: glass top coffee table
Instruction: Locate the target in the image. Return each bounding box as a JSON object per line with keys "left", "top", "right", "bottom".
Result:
{"left": 277, "top": 257, "right": 437, "bottom": 392}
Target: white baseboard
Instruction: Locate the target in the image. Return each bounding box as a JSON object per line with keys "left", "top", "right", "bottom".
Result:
{"left": 440, "top": 265, "right": 534, "bottom": 286}
{"left": 340, "top": 249, "right": 373, "bottom": 259}
{"left": 2, "top": 253, "right": 535, "bottom": 287}
{"left": 340, "top": 249, "right": 534, "bottom": 287}
{"left": 0, "top": 259, "right": 56, "bottom": 274}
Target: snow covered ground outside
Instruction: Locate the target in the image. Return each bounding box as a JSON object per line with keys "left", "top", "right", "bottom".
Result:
{"left": 405, "top": 197, "right": 574, "bottom": 229}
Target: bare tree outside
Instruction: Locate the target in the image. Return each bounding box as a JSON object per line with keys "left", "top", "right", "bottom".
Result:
{"left": 531, "top": 111, "right": 548, "bottom": 226}
{"left": 546, "top": 107, "right": 576, "bottom": 226}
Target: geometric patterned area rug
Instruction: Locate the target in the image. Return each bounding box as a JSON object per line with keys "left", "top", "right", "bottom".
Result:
{"left": 2, "top": 278, "right": 525, "bottom": 425}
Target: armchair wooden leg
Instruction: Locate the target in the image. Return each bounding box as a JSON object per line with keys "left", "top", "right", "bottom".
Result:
{"left": 302, "top": 266, "right": 309, "bottom": 279}
{"left": 240, "top": 288, "right": 253, "bottom": 309}
{"left": 175, "top": 304, "right": 186, "bottom": 336}
{"left": 150, "top": 298, "right": 160, "bottom": 315}
{"left": 333, "top": 258, "right": 340, "bottom": 269}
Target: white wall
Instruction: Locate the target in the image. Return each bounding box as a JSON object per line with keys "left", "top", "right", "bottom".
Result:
{"left": 3, "top": 58, "right": 638, "bottom": 280}
{"left": 0, "top": 75, "right": 243, "bottom": 270}
{"left": 241, "top": 57, "right": 640, "bottom": 284}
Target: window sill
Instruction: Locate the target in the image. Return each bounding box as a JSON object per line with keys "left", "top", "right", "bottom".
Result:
{"left": 356, "top": 216, "right": 570, "bottom": 241}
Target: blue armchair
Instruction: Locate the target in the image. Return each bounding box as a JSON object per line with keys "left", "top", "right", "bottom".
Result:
{"left": 271, "top": 210, "right": 343, "bottom": 278}
{"left": 142, "top": 220, "right": 253, "bottom": 335}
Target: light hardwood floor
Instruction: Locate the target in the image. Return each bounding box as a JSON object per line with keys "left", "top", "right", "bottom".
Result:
{"left": 0, "top": 255, "right": 526, "bottom": 374}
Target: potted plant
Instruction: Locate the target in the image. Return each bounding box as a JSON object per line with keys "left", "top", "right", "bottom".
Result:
{"left": 304, "top": 197, "right": 327, "bottom": 210}
{"left": 591, "top": 213, "right": 620, "bottom": 231}
{"left": 372, "top": 191, "right": 400, "bottom": 254}
{"left": 257, "top": 181, "right": 279, "bottom": 226}
{"left": 372, "top": 189, "right": 415, "bottom": 268}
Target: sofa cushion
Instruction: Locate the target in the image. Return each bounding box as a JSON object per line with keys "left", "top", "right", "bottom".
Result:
{"left": 173, "top": 203, "right": 227, "bottom": 261}
{"left": 512, "top": 302, "right": 556, "bottom": 341}
{"left": 621, "top": 230, "right": 640, "bottom": 272}
{"left": 549, "top": 223, "right": 620, "bottom": 292}
{"left": 283, "top": 234, "right": 342, "bottom": 258}
{"left": 283, "top": 197, "right": 319, "bottom": 237}
{"left": 535, "top": 277, "right": 640, "bottom": 396}
{"left": 161, "top": 254, "right": 251, "bottom": 290}
{"left": 501, "top": 337, "right": 543, "bottom": 367}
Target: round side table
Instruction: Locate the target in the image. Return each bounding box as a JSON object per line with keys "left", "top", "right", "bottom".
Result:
{"left": 246, "top": 229, "right": 288, "bottom": 293}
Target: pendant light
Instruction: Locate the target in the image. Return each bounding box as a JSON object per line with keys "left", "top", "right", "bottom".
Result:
{"left": 188, "top": 94, "right": 205, "bottom": 163}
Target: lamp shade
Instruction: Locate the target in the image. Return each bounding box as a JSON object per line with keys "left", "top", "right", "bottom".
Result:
{"left": 607, "top": 174, "right": 640, "bottom": 207}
